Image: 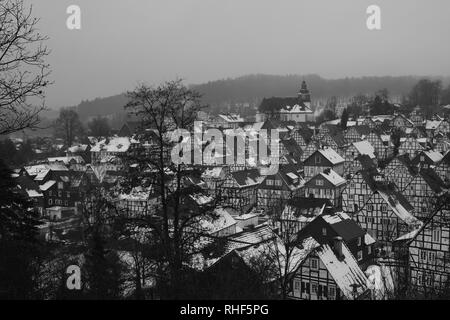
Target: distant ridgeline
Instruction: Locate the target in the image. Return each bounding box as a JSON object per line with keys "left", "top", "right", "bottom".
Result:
{"left": 73, "top": 74, "right": 448, "bottom": 120}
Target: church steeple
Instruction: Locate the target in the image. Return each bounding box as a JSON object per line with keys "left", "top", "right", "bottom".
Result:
{"left": 298, "top": 80, "right": 310, "bottom": 103}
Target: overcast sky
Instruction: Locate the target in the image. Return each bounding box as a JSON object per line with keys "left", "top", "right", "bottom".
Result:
{"left": 28, "top": 0, "right": 450, "bottom": 108}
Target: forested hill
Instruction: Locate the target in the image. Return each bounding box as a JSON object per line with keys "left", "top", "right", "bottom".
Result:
{"left": 75, "top": 74, "right": 449, "bottom": 119}
{"left": 191, "top": 74, "right": 439, "bottom": 105}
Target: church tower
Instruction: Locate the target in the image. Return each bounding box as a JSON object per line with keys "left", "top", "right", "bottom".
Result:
{"left": 298, "top": 80, "right": 311, "bottom": 103}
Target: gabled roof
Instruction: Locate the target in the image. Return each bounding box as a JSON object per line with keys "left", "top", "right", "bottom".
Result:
{"left": 377, "top": 189, "right": 419, "bottom": 226}
{"left": 316, "top": 147, "right": 345, "bottom": 165}
{"left": 353, "top": 141, "right": 376, "bottom": 159}
{"left": 316, "top": 243, "right": 369, "bottom": 300}
{"left": 419, "top": 168, "right": 446, "bottom": 193}
{"left": 39, "top": 180, "right": 56, "bottom": 191}
{"left": 91, "top": 137, "right": 131, "bottom": 153}
{"left": 328, "top": 220, "right": 366, "bottom": 242}
{"left": 315, "top": 169, "right": 346, "bottom": 187}
{"left": 218, "top": 114, "right": 244, "bottom": 123}
{"left": 235, "top": 236, "right": 319, "bottom": 278}
{"left": 351, "top": 125, "right": 371, "bottom": 137}
{"left": 280, "top": 104, "right": 313, "bottom": 114}
{"left": 230, "top": 169, "right": 264, "bottom": 187}
{"left": 15, "top": 176, "right": 43, "bottom": 198}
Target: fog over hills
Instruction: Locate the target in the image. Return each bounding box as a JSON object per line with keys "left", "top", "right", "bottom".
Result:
{"left": 73, "top": 74, "right": 450, "bottom": 120}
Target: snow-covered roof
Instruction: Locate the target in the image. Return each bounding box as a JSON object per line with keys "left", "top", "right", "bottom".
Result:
{"left": 423, "top": 150, "right": 443, "bottom": 163}
{"left": 189, "top": 193, "right": 214, "bottom": 205}
{"left": 39, "top": 180, "right": 56, "bottom": 191}
{"left": 91, "top": 137, "right": 131, "bottom": 153}
{"left": 377, "top": 190, "right": 421, "bottom": 226}
{"left": 316, "top": 242, "right": 369, "bottom": 299}
{"left": 380, "top": 135, "right": 390, "bottom": 142}
{"left": 425, "top": 120, "right": 442, "bottom": 130}
{"left": 280, "top": 104, "right": 313, "bottom": 114}
{"left": 317, "top": 147, "right": 345, "bottom": 165}
{"left": 202, "top": 166, "right": 226, "bottom": 179}
{"left": 322, "top": 211, "right": 352, "bottom": 225}
{"left": 286, "top": 172, "right": 299, "bottom": 180}
{"left": 67, "top": 144, "right": 89, "bottom": 153}
{"left": 48, "top": 156, "right": 85, "bottom": 165}
{"left": 364, "top": 233, "right": 376, "bottom": 246}
{"left": 319, "top": 169, "right": 346, "bottom": 186}
{"left": 24, "top": 164, "right": 49, "bottom": 176}
{"left": 198, "top": 207, "right": 237, "bottom": 235}
{"left": 218, "top": 114, "right": 244, "bottom": 123}
{"left": 236, "top": 236, "right": 319, "bottom": 278}
{"left": 353, "top": 141, "right": 376, "bottom": 159}
{"left": 26, "top": 189, "right": 43, "bottom": 198}
{"left": 34, "top": 169, "right": 50, "bottom": 181}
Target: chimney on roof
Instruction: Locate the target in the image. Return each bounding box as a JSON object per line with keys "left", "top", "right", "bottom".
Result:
{"left": 333, "top": 236, "right": 344, "bottom": 261}
{"left": 324, "top": 168, "right": 331, "bottom": 175}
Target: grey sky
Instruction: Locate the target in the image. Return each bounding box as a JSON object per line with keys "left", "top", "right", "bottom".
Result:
{"left": 28, "top": 0, "right": 450, "bottom": 108}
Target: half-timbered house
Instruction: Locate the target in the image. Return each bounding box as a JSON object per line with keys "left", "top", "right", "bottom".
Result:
{"left": 221, "top": 169, "right": 265, "bottom": 213}
{"left": 303, "top": 169, "right": 346, "bottom": 207}
{"left": 303, "top": 147, "right": 345, "bottom": 179}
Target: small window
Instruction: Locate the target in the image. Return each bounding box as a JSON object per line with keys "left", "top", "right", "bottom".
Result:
{"left": 315, "top": 155, "right": 321, "bottom": 164}
{"left": 420, "top": 250, "right": 427, "bottom": 262}
{"left": 311, "top": 284, "right": 318, "bottom": 294}
{"left": 58, "top": 191, "right": 62, "bottom": 197}
{"left": 316, "top": 179, "right": 324, "bottom": 186}
{"left": 433, "top": 229, "right": 441, "bottom": 243}
{"left": 368, "top": 245, "right": 372, "bottom": 255}
{"left": 381, "top": 204, "right": 387, "bottom": 212}
{"left": 58, "top": 182, "right": 63, "bottom": 190}
{"left": 67, "top": 192, "right": 71, "bottom": 198}
{"left": 357, "top": 250, "right": 363, "bottom": 261}
{"left": 266, "top": 179, "right": 274, "bottom": 186}
{"left": 357, "top": 237, "right": 362, "bottom": 246}
{"left": 294, "top": 280, "right": 300, "bottom": 291}
{"left": 322, "top": 228, "right": 327, "bottom": 236}
{"left": 311, "top": 258, "right": 319, "bottom": 270}
{"left": 48, "top": 199, "right": 52, "bottom": 205}
{"left": 328, "top": 286, "right": 336, "bottom": 299}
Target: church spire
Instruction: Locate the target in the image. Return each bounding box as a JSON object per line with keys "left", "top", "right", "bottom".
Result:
{"left": 298, "top": 80, "right": 310, "bottom": 103}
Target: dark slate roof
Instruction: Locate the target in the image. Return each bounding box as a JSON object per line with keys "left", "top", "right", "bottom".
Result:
{"left": 230, "top": 169, "right": 263, "bottom": 187}
{"left": 419, "top": 168, "right": 446, "bottom": 193}
{"left": 329, "top": 220, "right": 366, "bottom": 242}
{"left": 353, "top": 125, "right": 371, "bottom": 136}
{"left": 259, "top": 97, "right": 302, "bottom": 112}
{"left": 356, "top": 154, "right": 377, "bottom": 171}
{"left": 286, "top": 197, "right": 332, "bottom": 216}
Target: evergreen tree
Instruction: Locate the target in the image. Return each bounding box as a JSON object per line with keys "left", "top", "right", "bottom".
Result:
{"left": 340, "top": 108, "right": 349, "bottom": 130}
{"left": 0, "top": 159, "right": 42, "bottom": 299}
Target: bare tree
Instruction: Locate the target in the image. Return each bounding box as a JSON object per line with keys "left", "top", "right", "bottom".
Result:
{"left": 123, "top": 79, "right": 219, "bottom": 298}
{"left": 0, "top": 0, "right": 50, "bottom": 136}
{"left": 54, "top": 108, "right": 84, "bottom": 147}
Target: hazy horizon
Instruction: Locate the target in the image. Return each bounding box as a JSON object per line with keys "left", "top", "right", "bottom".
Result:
{"left": 28, "top": 0, "right": 450, "bottom": 109}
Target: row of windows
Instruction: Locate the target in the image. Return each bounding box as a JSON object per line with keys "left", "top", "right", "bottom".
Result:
{"left": 49, "top": 190, "right": 71, "bottom": 198}
{"left": 293, "top": 281, "right": 337, "bottom": 299}
{"left": 48, "top": 198, "right": 69, "bottom": 206}
{"left": 266, "top": 179, "right": 283, "bottom": 187}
